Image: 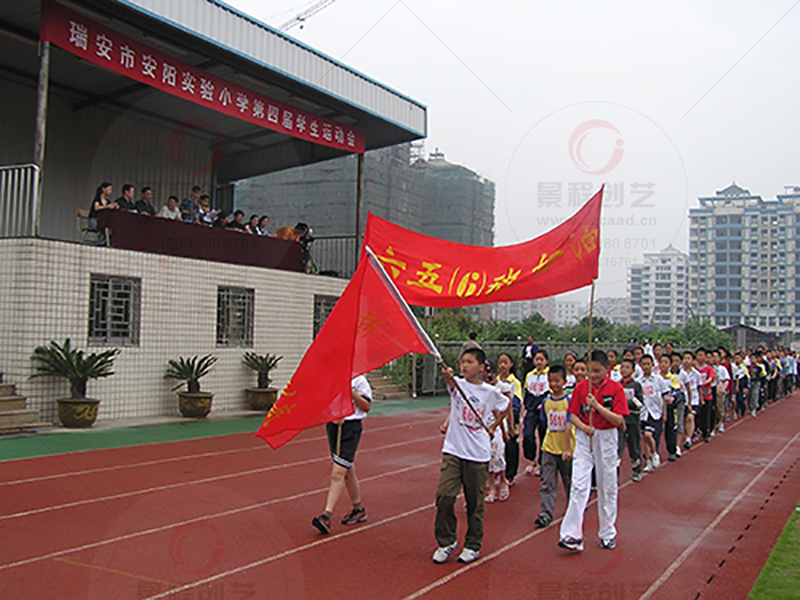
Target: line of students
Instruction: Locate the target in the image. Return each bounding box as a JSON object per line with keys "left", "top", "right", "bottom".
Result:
{"left": 311, "top": 342, "right": 795, "bottom": 564}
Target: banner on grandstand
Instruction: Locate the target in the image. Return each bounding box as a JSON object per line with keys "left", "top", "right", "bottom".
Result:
{"left": 362, "top": 186, "right": 603, "bottom": 308}
{"left": 39, "top": 0, "right": 366, "bottom": 153}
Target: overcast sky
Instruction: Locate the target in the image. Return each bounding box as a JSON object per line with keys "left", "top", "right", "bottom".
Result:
{"left": 229, "top": 0, "right": 800, "bottom": 298}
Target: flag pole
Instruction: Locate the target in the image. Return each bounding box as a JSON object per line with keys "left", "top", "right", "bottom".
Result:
{"left": 587, "top": 279, "right": 596, "bottom": 452}
{"left": 364, "top": 246, "right": 492, "bottom": 436}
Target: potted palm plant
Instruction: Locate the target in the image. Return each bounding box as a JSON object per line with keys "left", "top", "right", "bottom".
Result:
{"left": 242, "top": 352, "right": 282, "bottom": 411}
{"left": 29, "top": 339, "right": 120, "bottom": 428}
{"left": 165, "top": 354, "right": 218, "bottom": 418}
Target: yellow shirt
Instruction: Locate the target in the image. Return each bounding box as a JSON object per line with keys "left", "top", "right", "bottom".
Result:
{"left": 541, "top": 394, "right": 576, "bottom": 455}
{"left": 500, "top": 373, "right": 522, "bottom": 400}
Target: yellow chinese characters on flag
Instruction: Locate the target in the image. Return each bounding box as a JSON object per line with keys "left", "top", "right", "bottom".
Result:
{"left": 363, "top": 186, "right": 603, "bottom": 308}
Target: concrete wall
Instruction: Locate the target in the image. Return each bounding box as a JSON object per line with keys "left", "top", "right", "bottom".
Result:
{"left": 0, "top": 238, "right": 346, "bottom": 424}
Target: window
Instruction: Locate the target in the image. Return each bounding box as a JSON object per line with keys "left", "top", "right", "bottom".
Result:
{"left": 730, "top": 278, "right": 742, "bottom": 288}
{"left": 729, "top": 240, "right": 742, "bottom": 250}
{"left": 729, "top": 266, "right": 742, "bottom": 275}
{"left": 88, "top": 275, "right": 141, "bottom": 346}
{"left": 715, "top": 216, "right": 728, "bottom": 225}
{"left": 715, "top": 266, "right": 727, "bottom": 275}
{"left": 716, "top": 241, "right": 728, "bottom": 250}
{"left": 716, "top": 291, "right": 727, "bottom": 300}
{"left": 716, "top": 228, "right": 728, "bottom": 238}
{"left": 729, "top": 291, "right": 741, "bottom": 300}
{"left": 313, "top": 295, "right": 340, "bottom": 338}
{"left": 715, "top": 278, "right": 727, "bottom": 287}
{"left": 730, "top": 215, "right": 743, "bottom": 225}
{"left": 216, "top": 287, "right": 254, "bottom": 347}
{"left": 716, "top": 253, "right": 728, "bottom": 263}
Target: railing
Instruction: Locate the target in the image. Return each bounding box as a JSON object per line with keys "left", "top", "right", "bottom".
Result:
{"left": 0, "top": 164, "right": 39, "bottom": 237}
{"left": 310, "top": 234, "right": 358, "bottom": 278}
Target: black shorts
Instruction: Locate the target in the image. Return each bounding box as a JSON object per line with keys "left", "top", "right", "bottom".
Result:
{"left": 326, "top": 420, "right": 363, "bottom": 469}
{"left": 642, "top": 417, "right": 663, "bottom": 439}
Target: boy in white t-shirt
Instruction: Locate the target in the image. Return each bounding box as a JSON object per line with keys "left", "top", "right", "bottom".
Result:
{"left": 433, "top": 347, "right": 510, "bottom": 565}
{"left": 639, "top": 355, "right": 670, "bottom": 473}
{"left": 681, "top": 351, "right": 702, "bottom": 449}
{"left": 312, "top": 375, "right": 372, "bottom": 535}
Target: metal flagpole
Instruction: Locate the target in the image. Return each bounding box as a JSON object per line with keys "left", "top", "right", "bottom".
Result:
{"left": 364, "top": 246, "right": 492, "bottom": 436}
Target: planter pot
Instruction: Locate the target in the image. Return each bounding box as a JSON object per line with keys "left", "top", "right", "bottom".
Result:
{"left": 57, "top": 398, "right": 100, "bottom": 428}
{"left": 245, "top": 388, "right": 278, "bottom": 412}
{"left": 177, "top": 392, "right": 214, "bottom": 418}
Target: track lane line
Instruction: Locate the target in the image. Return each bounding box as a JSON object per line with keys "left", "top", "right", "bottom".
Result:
{"left": 0, "top": 415, "right": 444, "bottom": 487}
{"left": 0, "top": 460, "right": 441, "bottom": 573}
{"left": 0, "top": 435, "right": 441, "bottom": 522}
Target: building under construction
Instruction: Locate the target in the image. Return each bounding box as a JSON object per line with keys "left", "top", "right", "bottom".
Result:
{"left": 235, "top": 145, "right": 495, "bottom": 275}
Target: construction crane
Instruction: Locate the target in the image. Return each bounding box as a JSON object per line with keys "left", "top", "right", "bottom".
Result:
{"left": 278, "top": 0, "right": 337, "bottom": 32}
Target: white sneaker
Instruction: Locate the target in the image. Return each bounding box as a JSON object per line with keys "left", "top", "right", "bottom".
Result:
{"left": 457, "top": 548, "right": 480, "bottom": 563}
{"left": 719, "top": 423, "right": 725, "bottom": 433}
{"left": 676, "top": 447, "right": 682, "bottom": 458}
{"left": 751, "top": 409, "right": 757, "bottom": 418}
{"left": 432, "top": 542, "right": 458, "bottom": 564}
{"left": 653, "top": 454, "right": 661, "bottom": 469}
{"left": 616, "top": 458, "right": 621, "bottom": 469}
{"left": 643, "top": 459, "right": 653, "bottom": 473}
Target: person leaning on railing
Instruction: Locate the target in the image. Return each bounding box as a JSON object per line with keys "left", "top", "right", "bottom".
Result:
{"left": 159, "top": 195, "right": 182, "bottom": 220}
{"left": 88, "top": 182, "right": 117, "bottom": 246}
{"left": 196, "top": 195, "right": 218, "bottom": 226}
{"left": 135, "top": 186, "right": 157, "bottom": 216}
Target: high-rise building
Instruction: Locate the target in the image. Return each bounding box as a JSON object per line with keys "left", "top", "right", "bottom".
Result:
{"left": 496, "top": 300, "right": 539, "bottom": 322}
{"left": 628, "top": 245, "right": 689, "bottom": 328}
{"left": 688, "top": 183, "right": 800, "bottom": 335}
{"left": 582, "top": 297, "right": 631, "bottom": 325}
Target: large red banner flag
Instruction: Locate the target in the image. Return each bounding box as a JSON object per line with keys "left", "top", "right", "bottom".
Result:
{"left": 363, "top": 186, "right": 603, "bottom": 308}
{"left": 256, "top": 248, "right": 440, "bottom": 449}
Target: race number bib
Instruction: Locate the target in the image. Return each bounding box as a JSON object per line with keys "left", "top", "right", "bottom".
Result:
{"left": 529, "top": 380, "right": 547, "bottom": 395}
{"left": 547, "top": 410, "right": 567, "bottom": 432}
{"left": 458, "top": 397, "right": 485, "bottom": 431}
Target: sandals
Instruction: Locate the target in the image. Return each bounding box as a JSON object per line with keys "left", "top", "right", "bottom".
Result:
{"left": 485, "top": 489, "right": 497, "bottom": 503}
{"left": 524, "top": 464, "right": 534, "bottom": 475}
{"left": 498, "top": 482, "right": 510, "bottom": 502}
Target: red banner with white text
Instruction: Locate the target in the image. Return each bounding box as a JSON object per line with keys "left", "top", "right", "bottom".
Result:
{"left": 362, "top": 186, "right": 603, "bottom": 308}
{"left": 39, "top": 0, "right": 365, "bottom": 153}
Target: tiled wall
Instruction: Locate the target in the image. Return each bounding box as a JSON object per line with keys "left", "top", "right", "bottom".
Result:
{"left": 0, "top": 239, "right": 346, "bottom": 423}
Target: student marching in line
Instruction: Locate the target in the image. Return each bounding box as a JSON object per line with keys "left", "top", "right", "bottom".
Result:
{"left": 312, "top": 376, "right": 372, "bottom": 535}
{"left": 618, "top": 359, "right": 644, "bottom": 482}
{"left": 433, "top": 347, "right": 510, "bottom": 564}
{"left": 564, "top": 351, "right": 578, "bottom": 394}
{"left": 534, "top": 365, "right": 575, "bottom": 528}
{"left": 714, "top": 353, "right": 731, "bottom": 434}
{"left": 658, "top": 355, "right": 682, "bottom": 462}
{"left": 639, "top": 355, "right": 670, "bottom": 473}
{"left": 558, "top": 350, "right": 628, "bottom": 552}
{"left": 622, "top": 348, "right": 644, "bottom": 381}
{"left": 695, "top": 348, "right": 716, "bottom": 442}
{"left": 573, "top": 358, "right": 588, "bottom": 385}
{"left": 497, "top": 352, "right": 523, "bottom": 486}
{"left": 732, "top": 352, "right": 750, "bottom": 420}
{"left": 670, "top": 352, "right": 688, "bottom": 457}
{"left": 679, "top": 351, "right": 700, "bottom": 451}
{"left": 523, "top": 350, "right": 550, "bottom": 476}
{"left": 484, "top": 360, "right": 514, "bottom": 503}
{"left": 607, "top": 349, "right": 622, "bottom": 383}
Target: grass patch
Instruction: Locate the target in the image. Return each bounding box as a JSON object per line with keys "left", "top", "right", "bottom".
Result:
{"left": 749, "top": 504, "right": 800, "bottom": 599}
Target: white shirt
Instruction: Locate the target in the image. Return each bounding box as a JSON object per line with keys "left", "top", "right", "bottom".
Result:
{"left": 443, "top": 377, "right": 510, "bottom": 462}
{"left": 644, "top": 344, "right": 654, "bottom": 359}
{"left": 716, "top": 365, "right": 731, "bottom": 392}
{"left": 634, "top": 364, "right": 644, "bottom": 382}
{"left": 346, "top": 375, "right": 372, "bottom": 421}
{"left": 682, "top": 367, "right": 701, "bottom": 406}
{"left": 159, "top": 205, "right": 182, "bottom": 220}
{"left": 639, "top": 373, "right": 669, "bottom": 420}
{"left": 610, "top": 365, "right": 622, "bottom": 382}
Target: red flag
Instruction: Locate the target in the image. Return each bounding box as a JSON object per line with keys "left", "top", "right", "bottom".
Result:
{"left": 256, "top": 250, "right": 439, "bottom": 449}
{"left": 362, "top": 186, "right": 603, "bottom": 307}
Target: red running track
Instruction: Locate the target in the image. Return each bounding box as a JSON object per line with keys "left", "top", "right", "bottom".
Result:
{"left": 0, "top": 398, "right": 798, "bottom": 600}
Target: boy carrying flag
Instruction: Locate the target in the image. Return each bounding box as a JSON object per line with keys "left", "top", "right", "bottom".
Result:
{"left": 559, "top": 350, "right": 628, "bottom": 552}
{"left": 434, "top": 346, "right": 510, "bottom": 564}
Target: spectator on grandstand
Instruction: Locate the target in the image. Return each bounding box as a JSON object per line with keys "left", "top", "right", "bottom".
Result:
{"left": 229, "top": 210, "right": 248, "bottom": 232}
{"left": 115, "top": 183, "right": 136, "bottom": 211}
{"left": 245, "top": 214, "right": 260, "bottom": 235}
{"left": 180, "top": 185, "right": 202, "bottom": 223}
{"left": 159, "top": 196, "right": 182, "bottom": 220}
{"left": 211, "top": 210, "right": 230, "bottom": 228}
{"left": 88, "top": 182, "right": 117, "bottom": 246}
{"left": 135, "top": 186, "right": 157, "bottom": 216}
{"left": 196, "top": 195, "right": 217, "bottom": 226}
{"left": 256, "top": 215, "right": 271, "bottom": 236}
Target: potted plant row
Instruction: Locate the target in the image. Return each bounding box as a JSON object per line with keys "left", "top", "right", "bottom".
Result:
{"left": 29, "top": 339, "right": 120, "bottom": 428}
{"left": 242, "top": 352, "right": 282, "bottom": 411}
{"left": 165, "top": 354, "right": 218, "bottom": 418}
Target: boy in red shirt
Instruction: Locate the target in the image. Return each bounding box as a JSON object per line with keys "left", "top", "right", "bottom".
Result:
{"left": 559, "top": 350, "right": 628, "bottom": 552}
{"left": 695, "top": 348, "right": 716, "bottom": 443}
